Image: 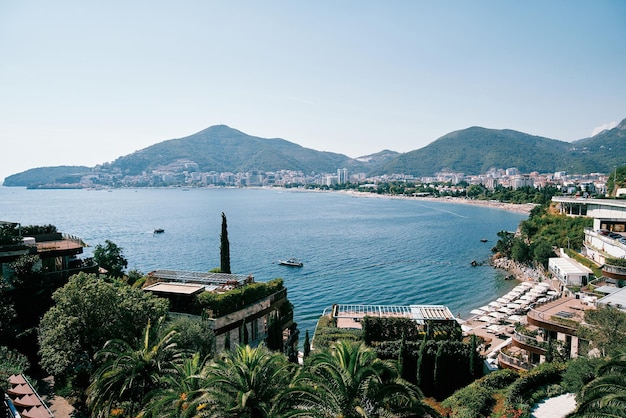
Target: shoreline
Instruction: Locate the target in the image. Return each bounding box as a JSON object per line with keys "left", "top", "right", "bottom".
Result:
{"left": 329, "top": 189, "right": 537, "bottom": 215}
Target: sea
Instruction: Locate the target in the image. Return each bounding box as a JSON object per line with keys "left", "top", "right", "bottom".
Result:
{"left": 0, "top": 186, "right": 527, "bottom": 337}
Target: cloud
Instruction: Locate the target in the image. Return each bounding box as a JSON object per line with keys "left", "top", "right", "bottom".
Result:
{"left": 591, "top": 121, "right": 618, "bottom": 136}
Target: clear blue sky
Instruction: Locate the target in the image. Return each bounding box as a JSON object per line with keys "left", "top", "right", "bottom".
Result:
{"left": 1, "top": 1, "right": 625, "bottom": 181}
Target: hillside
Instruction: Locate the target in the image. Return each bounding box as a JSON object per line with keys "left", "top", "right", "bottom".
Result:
{"left": 107, "top": 125, "right": 368, "bottom": 176}
{"left": 376, "top": 120, "right": 626, "bottom": 177}
{"left": 570, "top": 118, "right": 626, "bottom": 171}
{"left": 3, "top": 118, "right": 626, "bottom": 186}
{"left": 2, "top": 166, "right": 92, "bottom": 187}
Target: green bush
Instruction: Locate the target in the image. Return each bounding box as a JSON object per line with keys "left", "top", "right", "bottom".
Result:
{"left": 505, "top": 362, "right": 566, "bottom": 405}
{"left": 197, "top": 278, "right": 284, "bottom": 317}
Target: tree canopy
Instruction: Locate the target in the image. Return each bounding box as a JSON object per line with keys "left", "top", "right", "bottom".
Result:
{"left": 38, "top": 272, "right": 169, "bottom": 384}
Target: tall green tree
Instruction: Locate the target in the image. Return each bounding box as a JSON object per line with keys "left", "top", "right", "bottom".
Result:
{"left": 93, "top": 239, "right": 128, "bottom": 278}
{"left": 277, "top": 340, "right": 427, "bottom": 417}
{"left": 303, "top": 330, "right": 311, "bottom": 359}
{"left": 86, "top": 317, "right": 186, "bottom": 418}
{"left": 38, "top": 272, "right": 169, "bottom": 388}
{"left": 220, "top": 212, "right": 231, "bottom": 274}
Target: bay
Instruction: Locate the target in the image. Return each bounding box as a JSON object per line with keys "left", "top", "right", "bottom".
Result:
{"left": 0, "top": 186, "right": 527, "bottom": 337}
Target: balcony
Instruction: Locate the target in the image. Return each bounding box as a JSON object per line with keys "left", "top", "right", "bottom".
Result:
{"left": 512, "top": 330, "right": 547, "bottom": 355}
{"left": 497, "top": 350, "right": 534, "bottom": 371}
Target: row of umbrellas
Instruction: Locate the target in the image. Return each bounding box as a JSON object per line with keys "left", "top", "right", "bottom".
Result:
{"left": 6, "top": 374, "right": 54, "bottom": 418}
{"left": 469, "top": 281, "right": 557, "bottom": 323}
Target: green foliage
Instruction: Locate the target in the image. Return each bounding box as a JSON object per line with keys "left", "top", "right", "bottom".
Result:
{"left": 606, "top": 257, "right": 626, "bottom": 267}
{"left": 578, "top": 305, "right": 626, "bottom": 356}
{"left": 38, "top": 272, "right": 169, "bottom": 385}
{"left": 196, "top": 278, "right": 284, "bottom": 317}
{"left": 20, "top": 224, "right": 58, "bottom": 235}
{"left": 165, "top": 315, "right": 215, "bottom": 360}
{"left": 93, "top": 239, "right": 128, "bottom": 278}
{"left": 505, "top": 362, "right": 566, "bottom": 406}
{"left": 561, "top": 356, "right": 604, "bottom": 394}
{"left": 362, "top": 316, "right": 424, "bottom": 344}
{"left": 87, "top": 317, "right": 185, "bottom": 417}
{"left": 0, "top": 346, "right": 30, "bottom": 391}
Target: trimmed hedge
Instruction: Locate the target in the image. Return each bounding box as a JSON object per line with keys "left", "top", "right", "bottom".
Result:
{"left": 505, "top": 362, "right": 566, "bottom": 405}
{"left": 196, "top": 278, "right": 284, "bottom": 317}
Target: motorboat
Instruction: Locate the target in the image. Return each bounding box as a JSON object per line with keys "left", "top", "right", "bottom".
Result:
{"left": 278, "top": 258, "right": 303, "bottom": 267}
{"left": 154, "top": 228, "right": 165, "bottom": 234}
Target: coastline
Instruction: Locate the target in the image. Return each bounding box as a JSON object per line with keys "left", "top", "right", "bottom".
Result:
{"left": 332, "top": 189, "right": 537, "bottom": 215}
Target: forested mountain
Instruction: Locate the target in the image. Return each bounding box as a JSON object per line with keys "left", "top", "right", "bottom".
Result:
{"left": 3, "top": 118, "right": 626, "bottom": 186}
{"left": 376, "top": 119, "right": 626, "bottom": 177}
{"left": 107, "top": 125, "right": 371, "bottom": 176}
{"left": 3, "top": 166, "right": 92, "bottom": 187}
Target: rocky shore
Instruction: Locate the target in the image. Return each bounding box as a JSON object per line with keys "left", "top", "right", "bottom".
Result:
{"left": 490, "top": 256, "right": 548, "bottom": 282}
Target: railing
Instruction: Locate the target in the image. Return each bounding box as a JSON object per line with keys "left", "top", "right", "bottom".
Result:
{"left": 602, "top": 264, "right": 626, "bottom": 275}
{"left": 498, "top": 351, "right": 534, "bottom": 371}
{"left": 513, "top": 331, "right": 546, "bottom": 351}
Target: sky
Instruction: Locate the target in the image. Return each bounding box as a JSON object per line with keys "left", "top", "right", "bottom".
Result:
{"left": 1, "top": 1, "right": 626, "bottom": 181}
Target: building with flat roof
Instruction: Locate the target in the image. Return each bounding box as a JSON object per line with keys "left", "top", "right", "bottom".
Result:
{"left": 144, "top": 270, "right": 298, "bottom": 354}
{"left": 548, "top": 257, "right": 593, "bottom": 287}
{"left": 323, "top": 303, "right": 456, "bottom": 331}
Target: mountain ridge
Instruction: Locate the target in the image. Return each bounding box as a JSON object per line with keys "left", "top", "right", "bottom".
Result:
{"left": 4, "top": 118, "right": 626, "bottom": 186}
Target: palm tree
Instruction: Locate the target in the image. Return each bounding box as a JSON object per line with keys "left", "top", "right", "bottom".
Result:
{"left": 569, "top": 349, "right": 626, "bottom": 418}
{"left": 199, "top": 344, "right": 295, "bottom": 417}
{"left": 142, "top": 352, "right": 214, "bottom": 418}
{"left": 276, "top": 340, "right": 430, "bottom": 417}
{"left": 86, "top": 317, "right": 186, "bottom": 417}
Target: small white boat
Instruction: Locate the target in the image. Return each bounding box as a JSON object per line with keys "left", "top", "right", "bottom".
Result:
{"left": 278, "top": 258, "right": 303, "bottom": 267}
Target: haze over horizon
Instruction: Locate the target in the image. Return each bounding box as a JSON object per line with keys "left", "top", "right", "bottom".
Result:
{"left": 1, "top": 1, "right": 625, "bottom": 181}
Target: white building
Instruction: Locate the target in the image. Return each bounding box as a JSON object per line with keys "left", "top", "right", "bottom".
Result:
{"left": 548, "top": 257, "right": 592, "bottom": 287}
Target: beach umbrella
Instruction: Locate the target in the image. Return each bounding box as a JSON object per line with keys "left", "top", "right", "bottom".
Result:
{"left": 470, "top": 308, "right": 485, "bottom": 315}
{"left": 507, "top": 303, "right": 522, "bottom": 309}
{"left": 489, "top": 311, "right": 506, "bottom": 319}
{"left": 479, "top": 305, "right": 492, "bottom": 312}
{"left": 21, "top": 405, "right": 53, "bottom": 418}
{"left": 488, "top": 301, "right": 501, "bottom": 308}
{"left": 9, "top": 375, "right": 27, "bottom": 385}
{"left": 478, "top": 315, "right": 492, "bottom": 322}
{"left": 8, "top": 384, "right": 33, "bottom": 396}
{"left": 13, "top": 394, "right": 40, "bottom": 408}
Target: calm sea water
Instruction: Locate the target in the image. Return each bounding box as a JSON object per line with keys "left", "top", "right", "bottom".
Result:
{"left": 0, "top": 186, "right": 526, "bottom": 336}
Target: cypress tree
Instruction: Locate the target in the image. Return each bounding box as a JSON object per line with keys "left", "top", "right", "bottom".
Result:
{"left": 224, "top": 332, "right": 231, "bottom": 351}
{"left": 416, "top": 333, "right": 427, "bottom": 387}
{"left": 469, "top": 334, "right": 477, "bottom": 378}
{"left": 303, "top": 329, "right": 311, "bottom": 358}
{"left": 220, "top": 212, "right": 231, "bottom": 274}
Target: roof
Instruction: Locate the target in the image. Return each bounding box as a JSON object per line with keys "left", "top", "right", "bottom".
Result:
{"left": 144, "top": 282, "right": 206, "bottom": 295}
{"left": 549, "top": 257, "right": 593, "bottom": 275}
{"left": 597, "top": 287, "right": 626, "bottom": 310}
{"left": 147, "top": 269, "right": 252, "bottom": 287}
{"left": 331, "top": 304, "right": 455, "bottom": 329}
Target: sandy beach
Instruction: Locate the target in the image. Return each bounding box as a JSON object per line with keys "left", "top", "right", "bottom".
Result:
{"left": 335, "top": 190, "right": 537, "bottom": 215}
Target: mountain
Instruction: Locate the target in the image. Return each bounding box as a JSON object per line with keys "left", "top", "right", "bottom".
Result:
{"left": 376, "top": 119, "right": 626, "bottom": 177}
{"left": 569, "top": 118, "right": 626, "bottom": 171}
{"left": 4, "top": 118, "right": 626, "bottom": 187}
{"left": 106, "top": 125, "right": 371, "bottom": 175}
{"left": 2, "top": 166, "right": 92, "bottom": 187}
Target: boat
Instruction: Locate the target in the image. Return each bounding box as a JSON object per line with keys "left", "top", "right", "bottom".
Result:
{"left": 278, "top": 258, "right": 303, "bottom": 267}
{"left": 480, "top": 238, "right": 488, "bottom": 242}
{"left": 154, "top": 228, "right": 165, "bottom": 234}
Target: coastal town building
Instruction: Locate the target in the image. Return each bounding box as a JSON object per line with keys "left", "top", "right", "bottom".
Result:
{"left": 144, "top": 270, "right": 298, "bottom": 354}
{"left": 0, "top": 221, "right": 97, "bottom": 280}
{"left": 548, "top": 257, "right": 593, "bottom": 287}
